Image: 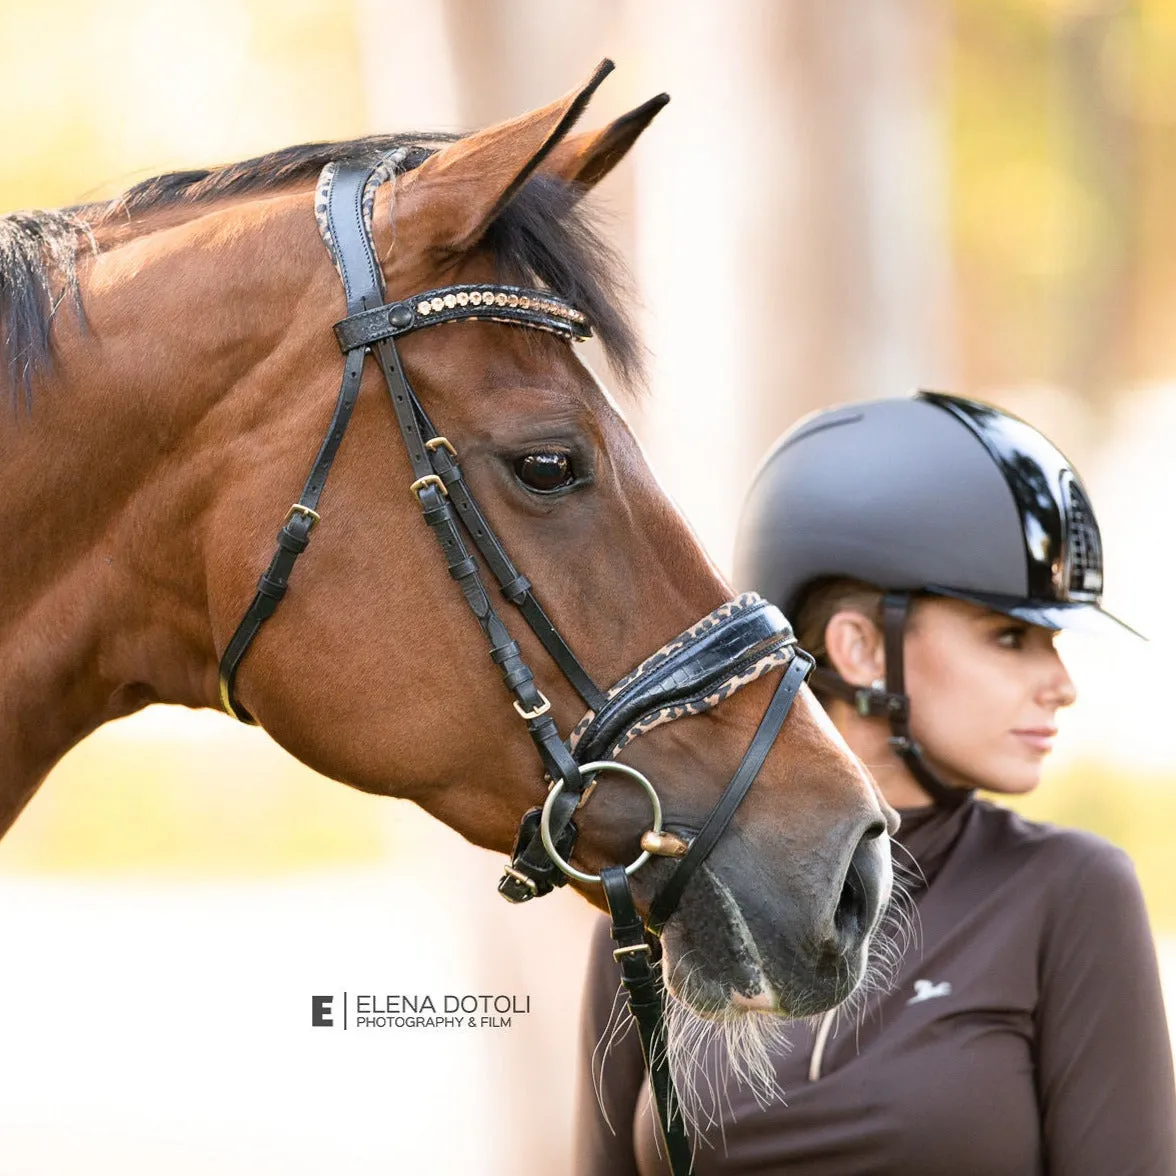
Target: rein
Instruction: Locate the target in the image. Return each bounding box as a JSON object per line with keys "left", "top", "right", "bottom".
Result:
{"left": 216, "top": 158, "right": 814, "bottom": 1173}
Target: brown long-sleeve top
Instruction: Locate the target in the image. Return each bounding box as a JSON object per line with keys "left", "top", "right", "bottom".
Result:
{"left": 573, "top": 798, "right": 1176, "bottom": 1175}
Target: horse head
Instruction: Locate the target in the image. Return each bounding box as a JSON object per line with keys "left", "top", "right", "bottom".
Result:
{"left": 1, "top": 62, "right": 894, "bottom": 1025}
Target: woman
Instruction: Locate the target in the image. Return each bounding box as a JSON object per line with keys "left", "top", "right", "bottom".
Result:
{"left": 573, "top": 391, "right": 1176, "bottom": 1175}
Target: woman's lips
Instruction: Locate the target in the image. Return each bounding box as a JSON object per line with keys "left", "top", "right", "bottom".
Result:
{"left": 1012, "top": 728, "right": 1058, "bottom": 753}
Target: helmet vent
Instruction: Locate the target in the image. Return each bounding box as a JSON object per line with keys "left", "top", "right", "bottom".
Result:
{"left": 1061, "top": 473, "right": 1102, "bottom": 599}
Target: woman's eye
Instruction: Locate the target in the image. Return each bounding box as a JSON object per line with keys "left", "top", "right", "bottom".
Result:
{"left": 515, "top": 452, "right": 575, "bottom": 493}
{"left": 996, "top": 626, "right": 1026, "bottom": 650}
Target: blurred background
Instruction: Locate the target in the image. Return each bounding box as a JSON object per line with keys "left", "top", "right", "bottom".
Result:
{"left": 2, "top": 0, "right": 1174, "bottom": 1172}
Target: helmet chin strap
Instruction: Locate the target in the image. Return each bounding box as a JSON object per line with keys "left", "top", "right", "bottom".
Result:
{"left": 812, "top": 592, "right": 973, "bottom": 809}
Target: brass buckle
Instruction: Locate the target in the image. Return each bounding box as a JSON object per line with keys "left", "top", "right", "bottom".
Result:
{"left": 425, "top": 436, "right": 457, "bottom": 457}
{"left": 409, "top": 474, "right": 448, "bottom": 498}
{"left": 500, "top": 864, "right": 538, "bottom": 895}
{"left": 284, "top": 503, "right": 321, "bottom": 527}
{"left": 513, "top": 691, "right": 551, "bottom": 720}
{"left": 613, "top": 943, "right": 652, "bottom": 960}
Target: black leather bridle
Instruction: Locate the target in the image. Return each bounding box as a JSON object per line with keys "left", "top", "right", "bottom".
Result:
{"left": 217, "top": 155, "right": 814, "bottom": 1174}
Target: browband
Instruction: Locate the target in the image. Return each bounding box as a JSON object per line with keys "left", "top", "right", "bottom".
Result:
{"left": 334, "top": 284, "right": 591, "bottom": 352}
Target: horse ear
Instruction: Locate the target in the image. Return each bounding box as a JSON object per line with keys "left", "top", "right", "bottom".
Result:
{"left": 396, "top": 59, "right": 615, "bottom": 253}
{"left": 542, "top": 93, "right": 670, "bottom": 189}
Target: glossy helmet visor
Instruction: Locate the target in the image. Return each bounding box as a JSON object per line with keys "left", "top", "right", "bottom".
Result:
{"left": 922, "top": 589, "right": 1141, "bottom": 639}
{"left": 921, "top": 393, "right": 1141, "bottom": 639}
{"left": 735, "top": 390, "right": 1141, "bottom": 641}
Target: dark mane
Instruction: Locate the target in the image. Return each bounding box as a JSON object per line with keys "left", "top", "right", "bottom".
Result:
{"left": 0, "top": 133, "right": 643, "bottom": 407}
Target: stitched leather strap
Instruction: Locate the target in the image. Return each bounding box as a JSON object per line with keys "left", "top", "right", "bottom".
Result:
{"left": 218, "top": 161, "right": 388, "bottom": 720}
{"left": 602, "top": 865, "right": 694, "bottom": 1176}
{"left": 326, "top": 162, "right": 386, "bottom": 313}
{"left": 646, "top": 650, "right": 814, "bottom": 934}
{"left": 402, "top": 393, "right": 607, "bottom": 712}
{"left": 218, "top": 344, "right": 367, "bottom": 721}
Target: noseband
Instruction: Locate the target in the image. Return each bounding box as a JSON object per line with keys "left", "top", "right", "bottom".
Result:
{"left": 217, "top": 157, "right": 814, "bottom": 1173}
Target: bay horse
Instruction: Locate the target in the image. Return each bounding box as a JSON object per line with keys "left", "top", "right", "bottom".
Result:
{"left": 0, "top": 62, "right": 893, "bottom": 1036}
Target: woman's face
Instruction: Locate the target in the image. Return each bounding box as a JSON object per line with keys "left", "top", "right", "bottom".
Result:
{"left": 903, "top": 597, "right": 1077, "bottom": 795}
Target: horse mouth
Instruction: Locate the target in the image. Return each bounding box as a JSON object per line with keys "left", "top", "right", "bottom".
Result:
{"left": 661, "top": 924, "right": 868, "bottom": 1021}
{"left": 657, "top": 858, "right": 884, "bottom": 1019}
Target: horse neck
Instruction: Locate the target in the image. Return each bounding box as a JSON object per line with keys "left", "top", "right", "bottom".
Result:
{"left": 0, "top": 192, "right": 326, "bottom": 828}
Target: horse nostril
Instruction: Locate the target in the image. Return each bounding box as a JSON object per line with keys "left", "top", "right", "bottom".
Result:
{"left": 834, "top": 826, "right": 886, "bottom": 941}
{"left": 835, "top": 862, "right": 867, "bottom": 938}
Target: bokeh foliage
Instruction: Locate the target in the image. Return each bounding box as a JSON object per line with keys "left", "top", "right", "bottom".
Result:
{"left": 953, "top": 0, "right": 1176, "bottom": 402}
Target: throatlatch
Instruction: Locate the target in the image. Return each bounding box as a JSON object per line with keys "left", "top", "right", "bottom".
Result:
{"left": 217, "top": 156, "right": 817, "bottom": 1175}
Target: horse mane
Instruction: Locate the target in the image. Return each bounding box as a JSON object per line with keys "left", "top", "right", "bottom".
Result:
{"left": 0, "top": 133, "right": 643, "bottom": 407}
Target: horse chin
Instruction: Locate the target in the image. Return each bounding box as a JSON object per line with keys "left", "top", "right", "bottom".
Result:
{"left": 662, "top": 937, "right": 866, "bottom": 1022}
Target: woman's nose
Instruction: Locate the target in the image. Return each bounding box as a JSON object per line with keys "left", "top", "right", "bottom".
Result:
{"left": 1042, "top": 649, "right": 1078, "bottom": 709}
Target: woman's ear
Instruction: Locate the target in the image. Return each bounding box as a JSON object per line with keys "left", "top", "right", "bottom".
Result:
{"left": 824, "top": 610, "right": 886, "bottom": 688}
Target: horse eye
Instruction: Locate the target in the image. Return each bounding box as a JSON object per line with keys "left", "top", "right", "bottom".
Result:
{"left": 515, "top": 451, "right": 575, "bottom": 493}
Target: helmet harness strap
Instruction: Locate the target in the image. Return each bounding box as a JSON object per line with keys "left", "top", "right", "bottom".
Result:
{"left": 879, "top": 593, "right": 972, "bottom": 809}
{"left": 811, "top": 593, "right": 972, "bottom": 809}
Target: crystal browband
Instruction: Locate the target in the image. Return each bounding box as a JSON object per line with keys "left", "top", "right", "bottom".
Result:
{"left": 416, "top": 288, "right": 586, "bottom": 323}
{"left": 333, "top": 282, "right": 592, "bottom": 353}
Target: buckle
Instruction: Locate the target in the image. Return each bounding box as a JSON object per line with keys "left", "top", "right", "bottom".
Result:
{"left": 612, "top": 942, "right": 652, "bottom": 960}
{"left": 513, "top": 691, "right": 551, "bottom": 720}
{"left": 425, "top": 436, "right": 457, "bottom": 457}
{"left": 284, "top": 503, "right": 321, "bottom": 528}
{"left": 409, "top": 473, "right": 448, "bottom": 499}
{"left": 499, "top": 864, "right": 539, "bottom": 897}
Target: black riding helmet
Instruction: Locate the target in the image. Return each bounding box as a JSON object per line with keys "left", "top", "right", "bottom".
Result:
{"left": 734, "top": 390, "right": 1136, "bottom": 806}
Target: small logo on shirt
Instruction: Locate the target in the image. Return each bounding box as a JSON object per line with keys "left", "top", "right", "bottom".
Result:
{"left": 907, "top": 979, "right": 952, "bottom": 1005}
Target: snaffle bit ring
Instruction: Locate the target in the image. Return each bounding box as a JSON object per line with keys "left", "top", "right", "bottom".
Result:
{"left": 540, "top": 760, "right": 662, "bottom": 885}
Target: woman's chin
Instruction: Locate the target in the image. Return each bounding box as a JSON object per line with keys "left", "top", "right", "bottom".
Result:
{"left": 926, "top": 752, "right": 1044, "bottom": 797}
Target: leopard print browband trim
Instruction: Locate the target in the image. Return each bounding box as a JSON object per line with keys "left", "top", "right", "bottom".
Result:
{"left": 567, "top": 592, "right": 798, "bottom": 760}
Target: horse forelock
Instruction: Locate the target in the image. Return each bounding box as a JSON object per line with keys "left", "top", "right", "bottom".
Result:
{"left": 0, "top": 132, "right": 645, "bottom": 410}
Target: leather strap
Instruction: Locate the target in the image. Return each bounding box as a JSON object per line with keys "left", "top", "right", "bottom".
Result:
{"left": 217, "top": 162, "right": 388, "bottom": 720}
{"left": 402, "top": 394, "right": 607, "bottom": 712}
{"left": 602, "top": 865, "right": 694, "bottom": 1176}
{"left": 646, "top": 650, "right": 814, "bottom": 934}
{"left": 809, "top": 665, "right": 907, "bottom": 720}
{"left": 219, "top": 158, "right": 603, "bottom": 902}
{"left": 502, "top": 599, "right": 795, "bottom": 904}
{"left": 326, "top": 162, "right": 386, "bottom": 313}
{"left": 217, "top": 344, "right": 367, "bottom": 721}
{"left": 880, "top": 593, "right": 971, "bottom": 809}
